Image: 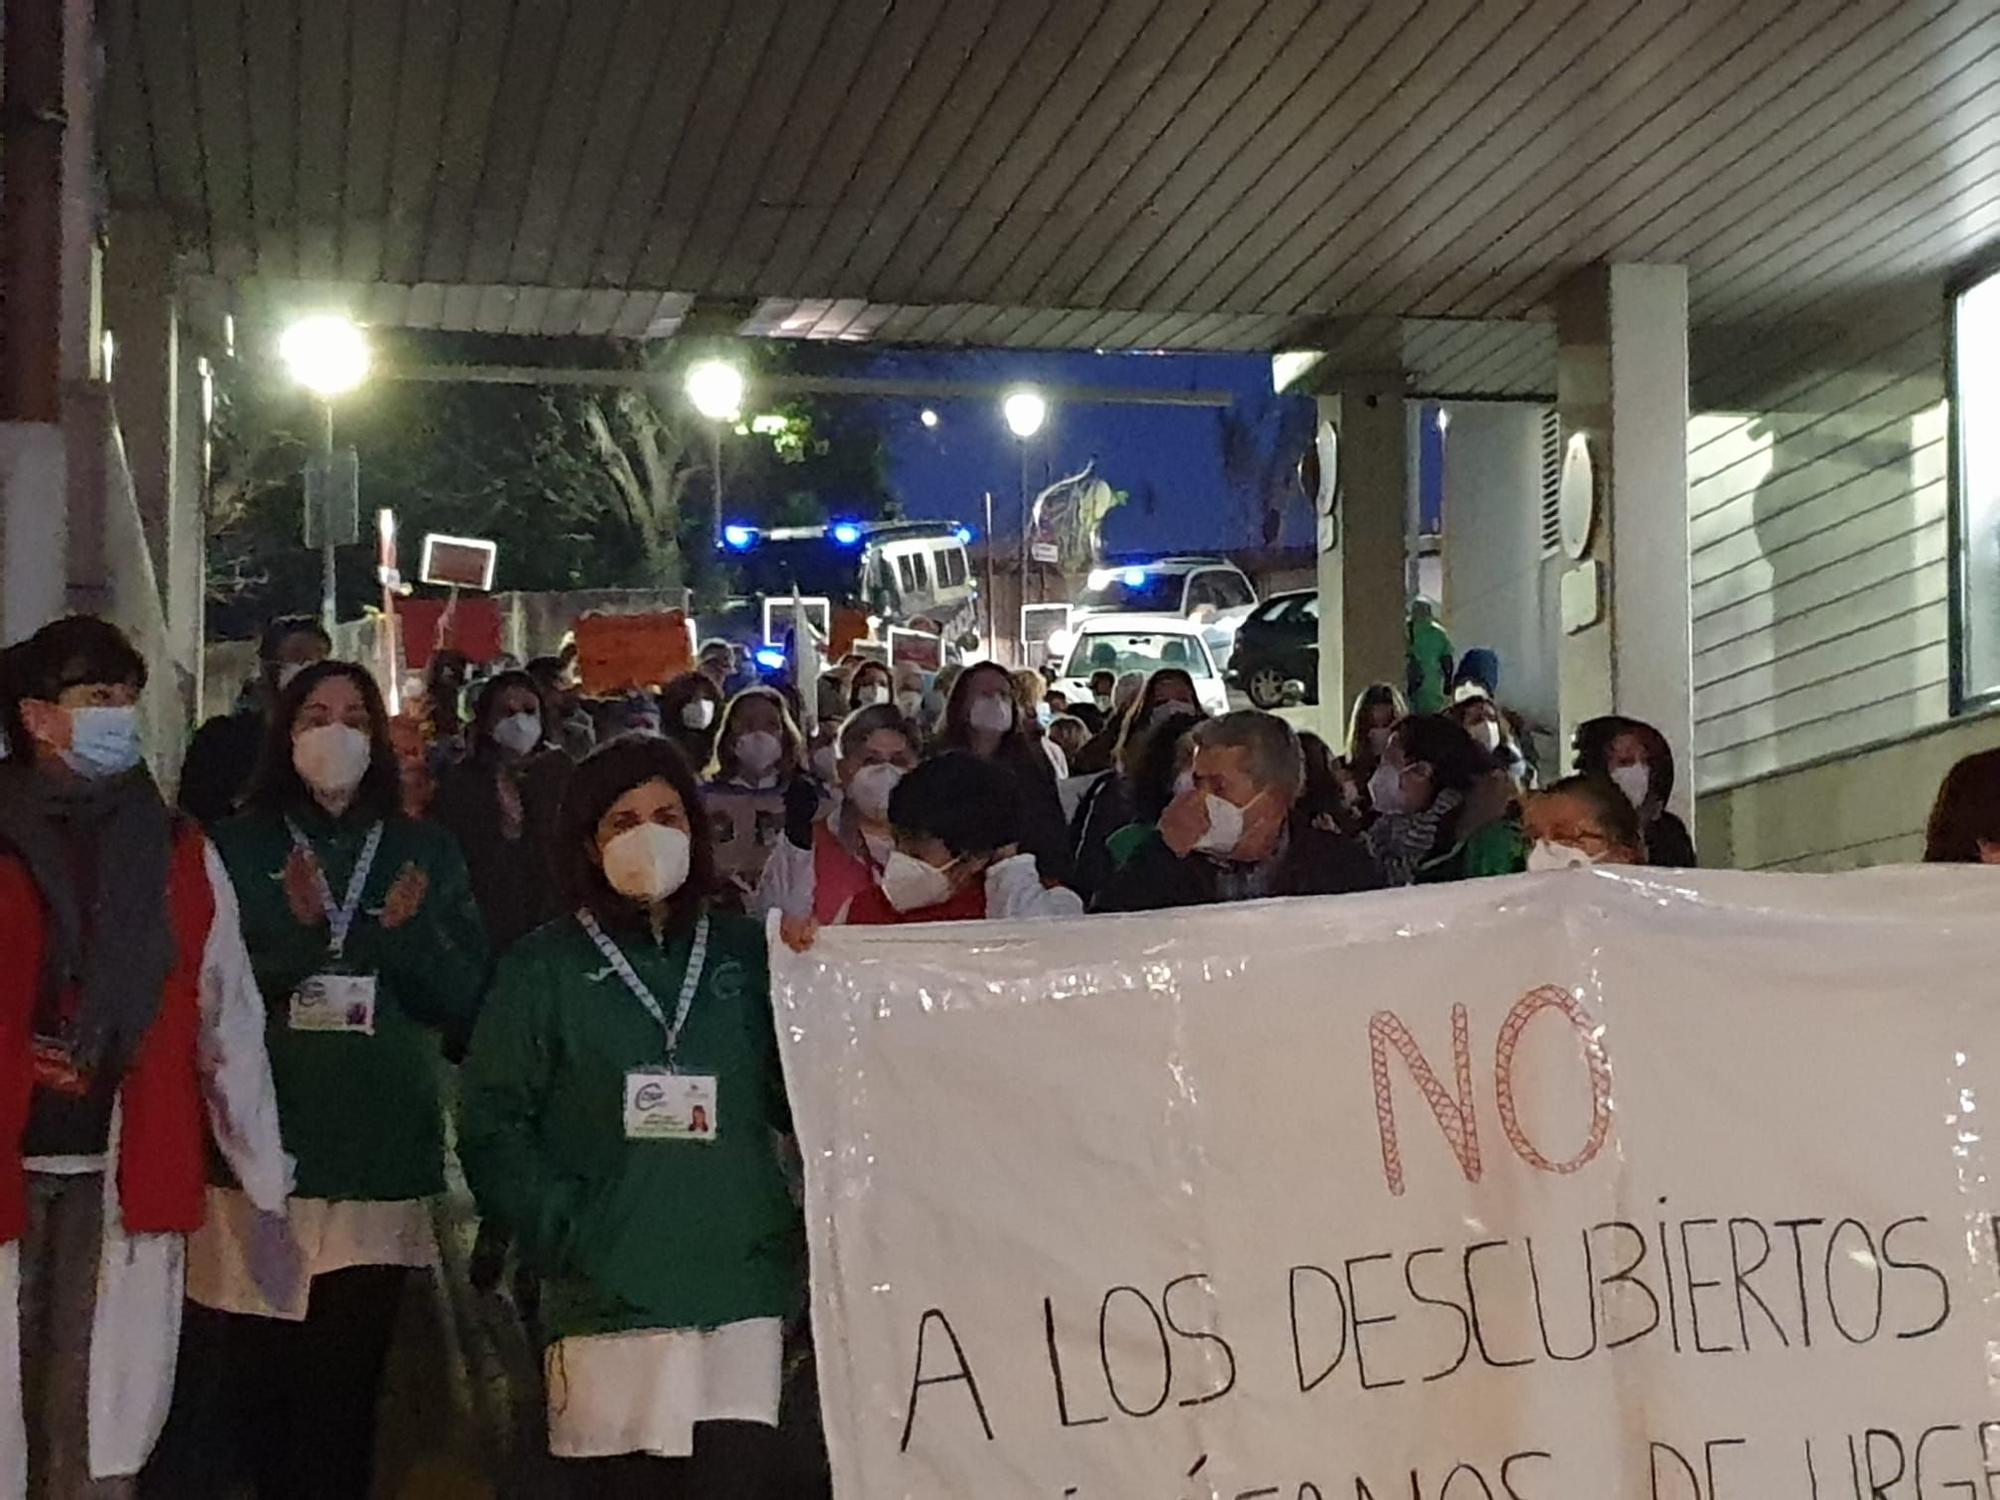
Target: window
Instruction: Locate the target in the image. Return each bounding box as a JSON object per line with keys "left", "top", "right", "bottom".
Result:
{"left": 1063, "top": 630, "right": 1214, "bottom": 680}
{"left": 895, "top": 554, "right": 924, "bottom": 595}
{"left": 1207, "top": 570, "right": 1255, "bottom": 611}
{"left": 1954, "top": 265, "right": 2000, "bottom": 707}
{"left": 936, "top": 545, "right": 968, "bottom": 588}
{"left": 1184, "top": 576, "right": 1217, "bottom": 612}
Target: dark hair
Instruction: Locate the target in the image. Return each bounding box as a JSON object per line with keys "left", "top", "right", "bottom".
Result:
{"left": 246, "top": 660, "right": 401, "bottom": 820}
{"left": 1573, "top": 714, "right": 1676, "bottom": 806}
{"left": 467, "top": 669, "right": 547, "bottom": 750}
{"left": 937, "top": 662, "right": 1049, "bottom": 780}
{"left": 525, "top": 655, "right": 565, "bottom": 690}
{"left": 1297, "top": 729, "right": 1354, "bottom": 830}
{"left": 1345, "top": 682, "right": 1406, "bottom": 767}
{"left": 10, "top": 615, "right": 148, "bottom": 703}
{"left": 555, "top": 736, "right": 714, "bottom": 936}
{"left": 1129, "top": 707, "right": 1205, "bottom": 822}
{"left": 258, "top": 614, "right": 330, "bottom": 663}
{"left": 1, "top": 617, "right": 148, "bottom": 769}
{"left": 1536, "top": 774, "right": 1646, "bottom": 855}
{"left": 1924, "top": 748, "right": 2000, "bottom": 863}
{"left": 1112, "top": 667, "right": 1205, "bottom": 769}
{"left": 847, "top": 660, "right": 893, "bottom": 710}
{"left": 1389, "top": 713, "right": 1489, "bottom": 797}
{"left": 886, "top": 752, "right": 1019, "bottom": 859}
{"left": 709, "top": 684, "right": 806, "bottom": 782}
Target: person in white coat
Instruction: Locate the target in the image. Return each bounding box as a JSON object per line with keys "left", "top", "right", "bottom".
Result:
{"left": 0, "top": 616, "right": 288, "bottom": 1498}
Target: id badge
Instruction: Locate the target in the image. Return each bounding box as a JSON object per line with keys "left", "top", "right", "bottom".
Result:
{"left": 623, "top": 1070, "right": 718, "bottom": 1143}
{"left": 289, "top": 974, "right": 378, "bottom": 1035}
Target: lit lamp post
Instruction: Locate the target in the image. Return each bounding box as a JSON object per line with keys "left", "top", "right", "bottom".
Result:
{"left": 1002, "top": 388, "right": 1047, "bottom": 643}
{"left": 685, "top": 359, "right": 745, "bottom": 552}
{"left": 279, "top": 314, "right": 370, "bottom": 632}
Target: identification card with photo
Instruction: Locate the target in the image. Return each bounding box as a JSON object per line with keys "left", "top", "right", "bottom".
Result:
{"left": 289, "top": 974, "right": 378, "bottom": 1035}
{"left": 623, "top": 1069, "right": 718, "bottom": 1142}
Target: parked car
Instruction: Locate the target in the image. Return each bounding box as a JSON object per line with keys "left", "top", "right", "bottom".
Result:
{"left": 1051, "top": 614, "right": 1231, "bottom": 716}
{"left": 1227, "top": 589, "right": 1319, "bottom": 707}
{"left": 1043, "top": 556, "right": 1258, "bottom": 669}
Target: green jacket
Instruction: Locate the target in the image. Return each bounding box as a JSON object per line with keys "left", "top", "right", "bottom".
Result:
{"left": 457, "top": 908, "right": 803, "bottom": 1342}
{"left": 214, "top": 804, "right": 489, "bottom": 1201}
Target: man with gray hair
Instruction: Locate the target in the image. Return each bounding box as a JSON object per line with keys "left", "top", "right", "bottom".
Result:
{"left": 1094, "top": 710, "right": 1380, "bottom": 911}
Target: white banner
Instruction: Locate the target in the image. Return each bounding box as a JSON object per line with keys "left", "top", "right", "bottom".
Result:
{"left": 772, "top": 870, "right": 2000, "bottom": 1500}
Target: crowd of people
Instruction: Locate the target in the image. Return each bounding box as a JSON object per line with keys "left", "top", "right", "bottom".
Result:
{"left": 0, "top": 606, "right": 1994, "bottom": 1497}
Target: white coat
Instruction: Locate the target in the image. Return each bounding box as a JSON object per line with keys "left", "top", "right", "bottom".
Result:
{"left": 0, "top": 842, "right": 290, "bottom": 1493}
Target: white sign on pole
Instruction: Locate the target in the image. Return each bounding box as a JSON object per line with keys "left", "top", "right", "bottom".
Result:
{"left": 772, "top": 870, "right": 2000, "bottom": 1500}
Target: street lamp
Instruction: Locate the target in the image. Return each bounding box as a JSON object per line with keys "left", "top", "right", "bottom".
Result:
{"left": 685, "top": 359, "right": 745, "bottom": 550}
{"left": 280, "top": 314, "right": 370, "bottom": 631}
{"left": 919, "top": 407, "right": 940, "bottom": 429}
{"left": 1002, "top": 388, "right": 1049, "bottom": 644}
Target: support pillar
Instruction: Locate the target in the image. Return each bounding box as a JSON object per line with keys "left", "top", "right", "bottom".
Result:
{"left": 1315, "top": 377, "right": 1409, "bottom": 737}
{"left": 1553, "top": 263, "right": 1693, "bottom": 815}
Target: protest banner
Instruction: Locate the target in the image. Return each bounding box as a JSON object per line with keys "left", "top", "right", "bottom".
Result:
{"left": 572, "top": 610, "right": 693, "bottom": 695}
{"left": 771, "top": 869, "right": 2000, "bottom": 1500}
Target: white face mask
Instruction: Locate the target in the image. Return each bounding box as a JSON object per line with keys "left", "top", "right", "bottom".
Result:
{"left": 1094, "top": 693, "right": 1113, "bottom": 712}
{"left": 1192, "top": 792, "right": 1248, "bottom": 856}
{"left": 1611, "top": 762, "right": 1651, "bottom": 809}
{"left": 810, "top": 744, "right": 839, "bottom": 784}
{"left": 880, "top": 849, "right": 955, "bottom": 913}
{"left": 895, "top": 689, "right": 924, "bottom": 719}
{"left": 734, "top": 729, "right": 782, "bottom": 776}
{"left": 1527, "top": 840, "right": 1602, "bottom": 873}
{"left": 967, "top": 694, "right": 1014, "bottom": 734}
{"left": 61, "top": 705, "right": 145, "bottom": 780}
{"left": 681, "top": 697, "right": 716, "bottom": 731}
{"left": 1367, "top": 761, "right": 1409, "bottom": 815}
{"left": 856, "top": 683, "right": 891, "bottom": 709}
{"left": 1036, "top": 701, "right": 1054, "bottom": 728}
{"left": 292, "top": 723, "right": 372, "bottom": 797}
{"left": 492, "top": 712, "right": 541, "bottom": 757}
{"left": 847, "top": 762, "right": 904, "bottom": 822}
{"left": 1472, "top": 720, "right": 1502, "bottom": 752}
{"left": 601, "top": 822, "right": 691, "bottom": 902}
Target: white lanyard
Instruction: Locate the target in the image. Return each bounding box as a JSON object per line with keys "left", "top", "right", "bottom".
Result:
{"left": 578, "top": 908, "right": 709, "bottom": 1064}
{"left": 285, "top": 819, "right": 384, "bottom": 962}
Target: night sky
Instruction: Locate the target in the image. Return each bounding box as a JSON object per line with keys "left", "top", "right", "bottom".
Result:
{"left": 855, "top": 348, "right": 1318, "bottom": 557}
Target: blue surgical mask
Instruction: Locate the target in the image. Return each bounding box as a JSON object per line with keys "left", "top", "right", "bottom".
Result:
{"left": 62, "top": 705, "right": 144, "bottom": 779}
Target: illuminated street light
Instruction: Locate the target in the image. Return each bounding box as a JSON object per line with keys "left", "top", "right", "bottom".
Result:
{"left": 685, "top": 359, "right": 745, "bottom": 421}
{"left": 920, "top": 407, "right": 940, "bottom": 429}
{"left": 280, "top": 315, "right": 370, "bottom": 633}
{"left": 686, "top": 359, "right": 745, "bottom": 550}
{"left": 279, "top": 314, "right": 370, "bottom": 398}
{"left": 1002, "top": 388, "right": 1047, "bottom": 439}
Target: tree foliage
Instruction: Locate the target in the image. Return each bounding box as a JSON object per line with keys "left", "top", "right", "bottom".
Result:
{"left": 205, "top": 333, "right": 891, "bottom": 638}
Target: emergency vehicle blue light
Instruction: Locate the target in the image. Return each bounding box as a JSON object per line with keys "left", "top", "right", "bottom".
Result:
{"left": 954, "top": 526, "right": 974, "bottom": 545}
{"left": 723, "top": 525, "right": 757, "bottom": 550}
{"left": 831, "top": 521, "right": 863, "bottom": 546}
{"left": 1122, "top": 567, "right": 1146, "bottom": 586}
{"left": 753, "top": 646, "right": 786, "bottom": 671}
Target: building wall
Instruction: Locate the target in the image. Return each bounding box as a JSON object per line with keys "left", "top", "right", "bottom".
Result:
{"left": 1689, "top": 297, "right": 1959, "bottom": 867}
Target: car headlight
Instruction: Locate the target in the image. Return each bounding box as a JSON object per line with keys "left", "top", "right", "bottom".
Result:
{"left": 1046, "top": 628, "right": 1074, "bottom": 659}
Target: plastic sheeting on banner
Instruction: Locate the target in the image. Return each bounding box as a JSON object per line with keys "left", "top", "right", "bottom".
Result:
{"left": 770, "top": 868, "right": 2000, "bottom": 1500}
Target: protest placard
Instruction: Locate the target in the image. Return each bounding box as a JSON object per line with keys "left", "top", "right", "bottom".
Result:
{"left": 772, "top": 869, "right": 2000, "bottom": 1500}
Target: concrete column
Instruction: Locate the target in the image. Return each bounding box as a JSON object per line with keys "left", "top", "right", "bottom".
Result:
{"left": 104, "top": 211, "right": 179, "bottom": 590}
{"left": 1315, "top": 378, "right": 1409, "bottom": 737}
{"left": 1553, "top": 263, "right": 1694, "bottom": 815}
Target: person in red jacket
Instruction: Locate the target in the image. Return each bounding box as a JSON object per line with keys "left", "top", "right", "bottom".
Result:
{"left": 0, "top": 617, "right": 288, "bottom": 1493}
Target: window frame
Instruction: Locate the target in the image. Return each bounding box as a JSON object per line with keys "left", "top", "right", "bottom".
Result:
{"left": 1948, "top": 249, "right": 2000, "bottom": 714}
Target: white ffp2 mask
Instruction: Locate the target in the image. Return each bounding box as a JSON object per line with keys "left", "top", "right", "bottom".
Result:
{"left": 602, "top": 823, "right": 691, "bottom": 902}
{"left": 880, "top": 849, "right": 954, "bottom": 913}
{"left": 292, "top": 723, "right": 372, "bottom": 798}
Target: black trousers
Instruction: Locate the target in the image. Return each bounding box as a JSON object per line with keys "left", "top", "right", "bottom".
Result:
{"left": 142, "top": 1265, "right": 410, "bottom": 1500}
{"left": 557, "top": 1419, "right": 783, "bottom": 1500}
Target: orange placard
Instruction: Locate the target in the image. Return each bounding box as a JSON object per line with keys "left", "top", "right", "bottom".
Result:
{"left": 573, "top": 611, "right": 695, "bottom": 695}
